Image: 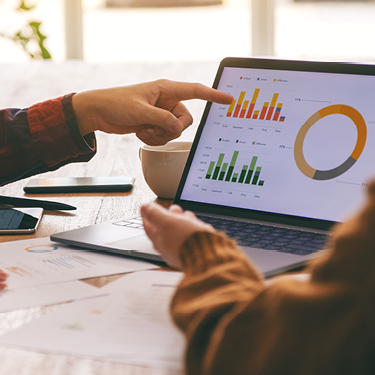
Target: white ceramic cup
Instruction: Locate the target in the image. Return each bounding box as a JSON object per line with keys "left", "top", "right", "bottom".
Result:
{"left": 139, "top": 140, "right": 192, "bottom": 199}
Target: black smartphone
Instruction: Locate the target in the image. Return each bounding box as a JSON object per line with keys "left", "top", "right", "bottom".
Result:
{"left": 0, "top": 207, "right": 44, "bottom": 234}
{"left": 24, "top": 176, "right": 135, "bottom": 194}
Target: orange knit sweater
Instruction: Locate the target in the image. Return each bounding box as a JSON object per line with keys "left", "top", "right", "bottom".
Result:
{"left": 171, "top": 183, "right": 375, "bottom": 375}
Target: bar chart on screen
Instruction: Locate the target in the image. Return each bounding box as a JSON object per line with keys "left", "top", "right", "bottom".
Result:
{"left": 205, "top": 150, "right": 265, "bottom": 186}
{"left": 226, "top": 89, "right": 286, "bottom": 122}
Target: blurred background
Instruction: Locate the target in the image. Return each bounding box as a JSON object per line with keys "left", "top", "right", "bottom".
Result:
{"left": 0, "top": 0, "right": 375, "bottom": 63}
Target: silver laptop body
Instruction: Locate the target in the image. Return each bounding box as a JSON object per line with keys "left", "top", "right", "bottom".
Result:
{"left": 52, "top": 57, "right": 375, "bottom": 277}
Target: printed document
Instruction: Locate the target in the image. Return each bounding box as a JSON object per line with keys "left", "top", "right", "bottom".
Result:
{"left": 0, "top": 281, "right": 107, "bottom": 312}
{"left": 0, "top": 271, "right": 184, "bottom": 370}
{"left": 0, "top": 237, "right": 157, "bottom": 290}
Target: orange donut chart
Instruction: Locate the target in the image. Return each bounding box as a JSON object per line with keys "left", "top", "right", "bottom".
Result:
{"left": 25, "top": 245, "right": 59, "bottom": 253}
{"left": 294, "top": 104, "right": 367, "bottom": 180}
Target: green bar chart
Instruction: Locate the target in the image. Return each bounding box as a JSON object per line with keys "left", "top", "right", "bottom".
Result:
{"left": 225, "top": 151, "right": 239, "bottom": 181}
{"left": 205, "top": 151, "right": 264, "bottom": 186}
{"left": 211, "top": 153, "right": 224, "bottom": 180}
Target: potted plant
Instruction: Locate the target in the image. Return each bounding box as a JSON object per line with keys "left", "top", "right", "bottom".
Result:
{"left": 0, "top": 0, "right": 51, "bottom": 59}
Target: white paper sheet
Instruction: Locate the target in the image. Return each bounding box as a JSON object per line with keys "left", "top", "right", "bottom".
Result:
{"left": 0, "top": 237, "right": 157, "bottom": 290}
{"left": 0, "top": 281, "right": 107, "bottom": 312}
{"left": 0, "top": 271, "right": 185, "bottom": 370}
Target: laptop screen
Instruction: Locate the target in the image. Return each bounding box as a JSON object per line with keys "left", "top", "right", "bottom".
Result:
{"left": 178, "top": 59, "right": 375, "bottom": 224}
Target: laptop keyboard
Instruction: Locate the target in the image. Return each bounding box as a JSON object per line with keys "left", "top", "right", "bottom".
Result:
{"left": 196, "top": 215, "right": 328, "bottom": 256}
{"left": 113, "top": 216, "right": 328, "bottom": 256}
{"left": 113, "top": 217, "right": 144, "bottom": 229}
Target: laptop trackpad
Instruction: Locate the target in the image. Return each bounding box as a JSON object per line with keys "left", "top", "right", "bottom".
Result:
{"left": 106, "top": 234, "right": 159, "bottom": 255}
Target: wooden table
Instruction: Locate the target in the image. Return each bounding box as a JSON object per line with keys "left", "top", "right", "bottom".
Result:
{"left": 0, "top": 60, "right": 220, "bottom": 375}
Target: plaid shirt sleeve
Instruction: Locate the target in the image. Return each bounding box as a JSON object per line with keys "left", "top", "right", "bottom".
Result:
{"left": 0, "top": 93, "right": 96, "bottom": 186}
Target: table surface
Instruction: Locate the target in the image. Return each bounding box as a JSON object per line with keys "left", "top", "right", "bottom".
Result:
{"left": 0, "top": 60, "right": 221, "bottom": 375}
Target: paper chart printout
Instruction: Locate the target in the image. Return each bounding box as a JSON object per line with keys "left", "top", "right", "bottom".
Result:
{"left": 0, "top": 281, "right": 107, "bottom": 313}
{"left": 0, "top": 237, "right": 157, "bottom": 290}
{"left": 0, "top": 271, "right": 184, "bottom": 370}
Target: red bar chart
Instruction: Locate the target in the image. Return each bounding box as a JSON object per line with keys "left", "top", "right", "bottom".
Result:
{"left": 226, "top": 89, "right": 285, "bottom": 122}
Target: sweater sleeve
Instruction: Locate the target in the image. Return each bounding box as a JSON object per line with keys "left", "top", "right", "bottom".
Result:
{"left": 171, "top": 184, "right": 375, "bottom": 375}
{"left": 0, "top": 94, "right": 96, "bottom": 186}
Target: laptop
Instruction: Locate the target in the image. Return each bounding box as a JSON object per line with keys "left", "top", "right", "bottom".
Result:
{"left": 51, "top": 57, "right": 375, "bottom": 277}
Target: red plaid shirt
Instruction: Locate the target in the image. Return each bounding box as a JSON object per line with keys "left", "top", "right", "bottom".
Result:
{"left": 0, "top": 94, "right": 96, "bottom": 186}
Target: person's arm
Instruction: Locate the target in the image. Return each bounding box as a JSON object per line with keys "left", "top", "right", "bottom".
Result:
{"left": 72, "top": 79, "right": 233, "bottom": 146}
{"left": 1, "top": 80, "right": 233, "bottom": 186}
{"left": 0, "top": 94, "right": 96, "bottom": 186}
{"left": 141, "top": 190, "right": 375, "bottom": 375}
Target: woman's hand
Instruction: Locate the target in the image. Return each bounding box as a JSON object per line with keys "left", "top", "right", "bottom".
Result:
{"left": 141, "top": 203, "right": 215, "bottom": 269}
{"left": 0, "top": 269, "right": 8, "bottom": 291}
{"left": 73, "top": 79, "right": 233, "bottom": 146}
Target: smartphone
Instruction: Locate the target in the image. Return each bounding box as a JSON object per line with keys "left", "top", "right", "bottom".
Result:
{"left": 0, "top": 207, "right": 44, "bottom": 234}
{"left": 24, "top": 176, "right": 135, "bottom": 194}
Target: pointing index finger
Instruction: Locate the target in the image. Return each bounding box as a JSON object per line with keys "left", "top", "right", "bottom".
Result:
{"left": 171, "top": 82, "right": 234, "bottom": 105}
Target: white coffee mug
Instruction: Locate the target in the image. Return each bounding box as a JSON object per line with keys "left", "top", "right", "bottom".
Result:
{"left": 139, "top": 141, "right": 192, "bottom": 199}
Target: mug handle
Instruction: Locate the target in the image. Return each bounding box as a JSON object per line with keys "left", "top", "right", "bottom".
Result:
{"left": 138, "top": 147, "right": 142, "bottom": 161}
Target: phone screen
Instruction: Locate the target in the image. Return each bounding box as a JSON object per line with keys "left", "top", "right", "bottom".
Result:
{"left": 0, "top": 208, "right": 44, "bottom": 234}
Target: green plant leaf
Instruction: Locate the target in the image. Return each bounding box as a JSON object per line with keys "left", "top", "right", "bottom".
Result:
{"left": 0, "top": 1, "right": 52, "bottom": 60}
{"left": 29, "top": 21, "right": 51, "bottom": 59}
{"left": 19, "top": 0, "right": 36, "bottom": 12}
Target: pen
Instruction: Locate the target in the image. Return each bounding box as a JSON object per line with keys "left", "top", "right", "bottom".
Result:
{"left": 0, "top": 196, "right": 77, "bottom": 211}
